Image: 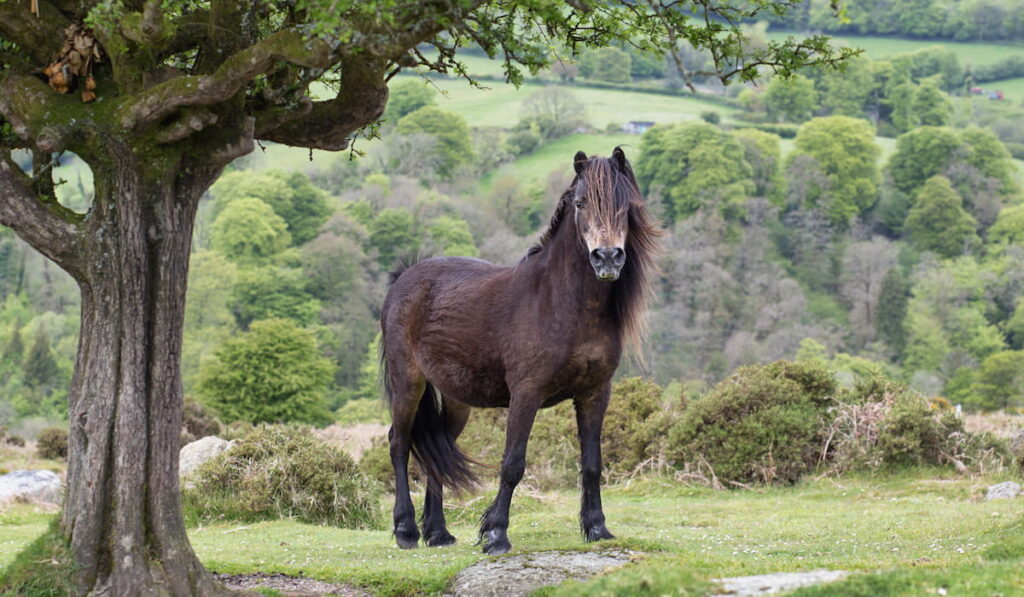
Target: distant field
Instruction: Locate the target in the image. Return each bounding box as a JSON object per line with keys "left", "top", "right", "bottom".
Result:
{"left": 768, "top": 31, "right": 1024, "bottom": 67}
{"left": 413, "top": 76, "right": 736, "bottom": 129}
{"left": 483, "top": 133, "right": 640, "bottom": 191}
{"left": 987, "top": 77, "right": 1024, "bottom": 101}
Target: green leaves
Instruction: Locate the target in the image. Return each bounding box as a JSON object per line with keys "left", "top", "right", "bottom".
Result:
{"left": 197, "top": 319, "right": 335, "bottom": 426}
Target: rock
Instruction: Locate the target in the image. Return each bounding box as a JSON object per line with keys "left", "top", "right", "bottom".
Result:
{"left": 179, "top": 436, "right": 234, "bottom": 479}
{"left": 716, "top": 570, "right": 850, "bottom": 596}
{"left": 985, "top": 481, "right": 1021, "bottom": 500}
{"left": 446, "top": 549, "right": 636, "bottom": 597}
{"left": 0, "top": 470, "right": 62, "bottom": 505}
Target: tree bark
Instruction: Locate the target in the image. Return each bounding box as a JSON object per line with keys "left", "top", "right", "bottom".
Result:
{"left": 58, "top": 142, "right": 229, "bottom": 596}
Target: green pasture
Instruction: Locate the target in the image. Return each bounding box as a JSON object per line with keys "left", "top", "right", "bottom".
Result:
{"left": 415, "top": 76, "right": 736, "bottom": 129}
{"left": 2, "top": 472, "right": 1022, "bottom": 596}
{"left": 768, "top": 31, "right": 1024, "bottom": 67}
{"left": 484, "top": 133, "right": 640, "bottom": 190}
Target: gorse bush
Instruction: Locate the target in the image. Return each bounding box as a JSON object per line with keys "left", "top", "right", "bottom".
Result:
{"left": 667, "top": 361, "right": 837, "bottom": 486}
{"left": 183, "top": 424, "right": 382, "bottom": 529}
{"left": 35, "top": 427, "right": 68, "bottom": 460}
{"left": 824, "top": 378, "right": 1013, "bottom": 475}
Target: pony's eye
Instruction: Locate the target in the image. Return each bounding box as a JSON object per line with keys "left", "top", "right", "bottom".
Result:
{"left": 575, "top": 200, "right": 585, "bottom": 210}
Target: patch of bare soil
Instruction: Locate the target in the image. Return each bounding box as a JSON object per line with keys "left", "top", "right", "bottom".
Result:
{"left": 214, "top": 572, "right": 369, "bottom": 596}
{"left": 314, "top": 423, "right": 389, "bottom": 460}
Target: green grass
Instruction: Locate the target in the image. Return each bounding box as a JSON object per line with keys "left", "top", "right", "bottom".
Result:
{"left": 415, "top": 77, "right": 736, "bottom": 129}
{"left": 984, "top": 77, "right": 1024, "bottom": 102}
{"left": 3, "top": 472, "right": 1023, "bottom": 595}
{"left": 485, "top": 133, "right": 640, "bottom": 191}
{"left": 767, "top": 31, "right": 1024, "bottom": 67}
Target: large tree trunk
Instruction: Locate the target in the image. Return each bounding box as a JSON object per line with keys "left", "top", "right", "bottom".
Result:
{"left": 59, "top": 145, "right": 228, "bottom": 596}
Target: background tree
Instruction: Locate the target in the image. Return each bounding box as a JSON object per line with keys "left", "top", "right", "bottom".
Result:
{"left": 904, "top": 176, "right": 980, "bottom": 257}
{"left": 787, "top": 116, "right": 880, "bottom": 225}
{"left": 636, "top": 122, "right": 754, "bottom": 223}
{"left": 209, "top": 197, "right": 291, "bottom": 264}
{"left": 968, "top": 350, "right": 1024, "bottom": 411}
{"left": 519, "top": 87, "right": 587, "bottom": 140}
{"left": 394, "top": 106, "right": 474, "bottom": 180}
{"left": 381, "top": 79, "right": 436, "bottom": 125}
{"left": 764, "top": 74, "right": 818, "bottom": 123}
{"left": 578, "top": 46, "right": 633, "bottom": 83}
{"left": 197, "top": 318, "right": 334, "bottom": 426}
{"left": 0, "top": 0, "right": 854, "bottom": 593}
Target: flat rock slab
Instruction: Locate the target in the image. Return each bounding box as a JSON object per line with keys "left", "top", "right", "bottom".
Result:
{"left": 446, "top": 549, "right": 637, "bottom": 597}
{"left": 985, "top": 481, "right": 1021, "bottom": 500}
{"left": 215, "top": 572, "right": 368, "bottom": 596}
{"left": 716, "top": 570, "right": 850, "bottom": 596}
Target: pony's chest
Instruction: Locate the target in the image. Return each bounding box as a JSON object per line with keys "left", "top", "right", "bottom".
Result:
{"left": 548, "top": 341, "right": 619, "bottom": 394}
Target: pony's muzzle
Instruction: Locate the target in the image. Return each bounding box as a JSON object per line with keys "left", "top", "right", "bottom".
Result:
{"left": 589, "top": 247, "right": 625, "bottom": 281}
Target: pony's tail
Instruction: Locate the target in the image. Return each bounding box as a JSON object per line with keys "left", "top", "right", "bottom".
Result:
{"left": 408, "top": 384, "right": 478, "bottom": 493}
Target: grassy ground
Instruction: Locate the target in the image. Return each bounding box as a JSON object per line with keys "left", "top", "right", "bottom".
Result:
{"left": 767, "top": 31, "right": 1024, "bottom": 67}
{"left": 483, "top": 133, "right": 640, "bottom": 191}
{"left": 415, "top": 76, "right": 736, "bottom": 129}
{"left": 984, "top": 77, "right": 1024, "bottom": 102}
{"left": 2, "top": 471, "right": 1022, "bottom": 595}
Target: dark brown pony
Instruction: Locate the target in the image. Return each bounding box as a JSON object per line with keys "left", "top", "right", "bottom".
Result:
{"left": 380, "top": 147, "right": 659, "bottom": 555}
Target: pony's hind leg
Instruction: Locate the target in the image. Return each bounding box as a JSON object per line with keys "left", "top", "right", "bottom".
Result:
{"left": 388, "top": 369, "right": 425, "bottom": 549}
{"left": 576, "top": 383, "right": 615, "bottom": 542}
{"left": 421, "top": 399, "right": 470, "bottom": 547}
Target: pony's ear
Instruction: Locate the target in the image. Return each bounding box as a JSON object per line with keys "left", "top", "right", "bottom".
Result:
{"left": 611, "top": 146, "right": 628, "bottom": 171}
{"left": 573, "top": 150, "right": 588, "bottom": 175}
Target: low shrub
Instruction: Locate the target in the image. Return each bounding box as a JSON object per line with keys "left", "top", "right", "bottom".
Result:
{"left": 182, "top": 424, "right": 382, "bottom": 529}
{"left": 358, "top": 436, "right": 395, "bottom": 489}
{"left": 667, "top": 361, "right": 836, "bottom": 486}
{"left": 457, "top": 378, "right": 674, "bottom": 490}
{"left": 823, "top": 377, "right": 1012, "bottom": 474}
{"left": 5, "top": 434, "right": 25, "bottom": 447}
{"left": 35, "top": 427, "right": 68, "bottom": 460}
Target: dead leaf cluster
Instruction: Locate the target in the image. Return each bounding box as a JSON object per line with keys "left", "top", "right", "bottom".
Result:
{"left": 43, "top": 24, "right": 102, "bottom": 103}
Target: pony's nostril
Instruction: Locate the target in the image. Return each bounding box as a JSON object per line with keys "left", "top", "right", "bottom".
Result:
{"left": 611, "top": 248, "right": 625, "bottom": 263}
{"left": 590, "top": 248, "right": 604, "bottom": 262}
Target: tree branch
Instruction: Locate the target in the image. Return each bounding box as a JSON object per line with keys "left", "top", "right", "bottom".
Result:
{"left": 0, "top": 0, "right": 71, "bottom": 65}
{"left": 255, "top": 57, "right": 388, "bottom": 151}
{"left": 119, "top": 29, "right": 333, "bottom": 131}
{"left": 0, "top": 73, "right": 86, "bottom": 152}
{"left": 0, "top": 153, "right": 85, "bottom": 281}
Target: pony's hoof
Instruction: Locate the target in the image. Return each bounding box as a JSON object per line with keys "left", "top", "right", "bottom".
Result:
{"left": 425, "top": 530, "right": 457, "bottom": 547}
{"left": 584, "top": 525, "right": 615, "bottom": 542}
{"left": 482, "top": 529, "right": 511, "bottom": 555}
{"left": 394, "top": 524, "right": 421, "bottom": 549}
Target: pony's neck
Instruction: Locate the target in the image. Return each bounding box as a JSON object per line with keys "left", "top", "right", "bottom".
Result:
{"left": 533, "top": 211, "right": 614, "bottom": 317}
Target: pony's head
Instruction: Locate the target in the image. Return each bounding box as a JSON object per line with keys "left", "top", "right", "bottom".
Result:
{"left": 571, "top": 147, "right": 638, "bottom": 282}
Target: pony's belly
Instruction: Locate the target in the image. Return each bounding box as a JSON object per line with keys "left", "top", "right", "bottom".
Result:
{"left": 428, "top": 366, "right": 510, "bottom": 409}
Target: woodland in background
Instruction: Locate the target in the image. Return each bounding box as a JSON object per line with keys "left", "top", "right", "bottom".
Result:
{"left": 3, "top": 24, "right": 1024, "bottom": 438}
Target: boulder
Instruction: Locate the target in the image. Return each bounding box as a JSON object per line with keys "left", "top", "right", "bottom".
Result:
{"left": 0, "top": 470, "right": 62, "bottom": 505}
{"left": 985, "top": 481, "right": 1021, "bottom": 501}
{"left": 446, "top": 550, "right": 636, "bottom": 597}
{"left": 179, "top": 436, "right": 234, "bottom": 479}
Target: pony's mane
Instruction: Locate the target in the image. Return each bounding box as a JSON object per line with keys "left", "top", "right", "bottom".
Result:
{"left": 524, "top": 151, "right": 662, "bottom": 361}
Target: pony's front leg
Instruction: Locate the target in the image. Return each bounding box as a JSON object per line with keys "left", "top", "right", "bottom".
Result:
{"left": 479, "top": 399, "right": 539, "bottom": 555}
{"left": 576, "top": 384, "right": 615, "bottom": 542}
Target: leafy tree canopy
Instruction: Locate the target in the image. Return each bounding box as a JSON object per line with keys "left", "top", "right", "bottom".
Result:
{"left": 788, "top": 116, "right": 880, "bottom": 225}
{"left": 636, "top": 121, "right": 754, "bottom": 223}
{"left": 904, "top": 176, "right": 980, "bottom": 258}
{"left": 394, "top": 106, "right": 473, "bottom": 179}
{"left": 209, "top": 197, "right": 291, "bottom": 264}
{"left": 198, "top": 318, "right": 334, "bottom": 426}
{"left": 382, "top": 79, "right": 436, "bottom": 125}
